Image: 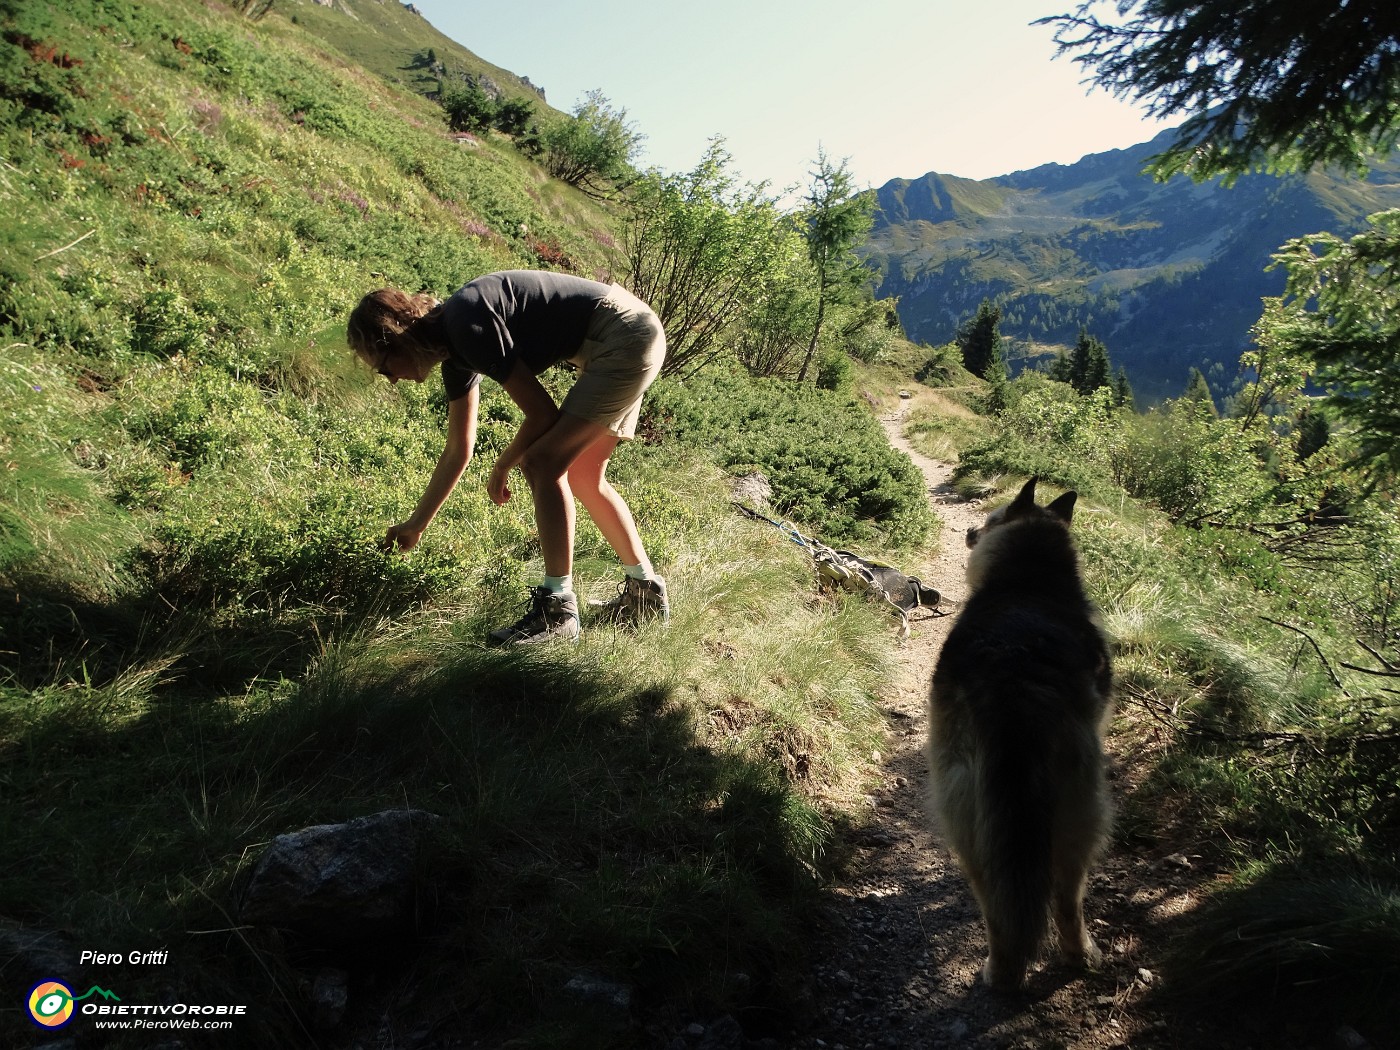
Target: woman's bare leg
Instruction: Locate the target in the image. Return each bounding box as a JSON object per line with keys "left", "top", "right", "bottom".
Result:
{"left": 516, "top": 413, "right": 615, "bottom": 578}
{"left": 567, "top": 432, "right": 648, "bottom": 566}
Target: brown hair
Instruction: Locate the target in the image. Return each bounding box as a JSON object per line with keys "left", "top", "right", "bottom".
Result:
{"left": 346, "top": 288, "right": 442, "bottom": 360}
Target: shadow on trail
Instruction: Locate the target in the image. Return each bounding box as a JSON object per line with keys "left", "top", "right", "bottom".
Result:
{"left": 793, "top": 685, "right": 1391, "bottom": 1050}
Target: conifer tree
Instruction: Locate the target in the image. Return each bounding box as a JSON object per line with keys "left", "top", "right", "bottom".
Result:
{"left": 1069, "top": 328, "right": 1112, "bottom": 394}
{"left": 1113, "top": 367, "right": 1135, "bottom": 410}
{"left": 1182, "top": 367, "right": 1219, "bottom": 417}
{"left": 984, "top": 355, "right": 1011, "bottom": 414}
{"left": 1040, "top": 0, "right": 1400, "bottom": 182}
{"left": 1295, "top": 407, "right": 1330, "bottom": 462}
{"left": 1261, "top": 211, "right": 1400, "bottom": 478}
{"left": 957, "top": 299, "right": 1002, "bottom": 379}
{"left": 796, "top": 149, "right": 874, "bottom": 383}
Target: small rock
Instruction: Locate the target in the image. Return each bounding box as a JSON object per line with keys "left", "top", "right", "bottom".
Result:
{"left": 697, "top": 1015, "right": 744, "bottom": 1050}
{"left": 238, "top": 809, "right": 443, "bottom": 947}
{"left": 1333, "top": 1026, "right": 1372, "bottom": 1050}
{"left": 686, "top": 1022, "right": 706, "bottom": 1037}
{"left": 1136, "top": 966, "right": 1155, "bottom": 985}
{"left": 563, "top": 973, "right": 632, "bottom": 1011}
{"left": 310, "top": 967, "right": 348, "bottom": 1029}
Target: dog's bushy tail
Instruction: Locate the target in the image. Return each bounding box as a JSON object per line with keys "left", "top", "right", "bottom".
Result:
{"left": 975, "top": 726, "right": 1057, "bottom": 985}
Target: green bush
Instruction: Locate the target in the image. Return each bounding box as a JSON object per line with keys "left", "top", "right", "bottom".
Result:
{"left": 1114, "top": 401, "right": 1273, "bottom": 525}
{"left": 957, "top": 375, "right": 1122, "bottom": 497}
{"left": 815, "top": 345, "right": 853, "bottom": 391}
{"left": 540, "top": 90, "right": 642, "bottom": 197}
{"left": 649, "top": 368, "right": 934, "bottom": 548}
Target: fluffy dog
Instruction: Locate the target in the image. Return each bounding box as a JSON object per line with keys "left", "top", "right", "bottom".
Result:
{"left": 926, "top": 477, "right": 1112, "bottom": 991}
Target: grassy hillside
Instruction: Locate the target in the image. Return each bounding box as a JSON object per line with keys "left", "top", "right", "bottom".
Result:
{"left": 276, "top": 0, "right": 554, "bottom": 106}
{"left": 0, "top": 2, "right": 929, "bottom": 1046}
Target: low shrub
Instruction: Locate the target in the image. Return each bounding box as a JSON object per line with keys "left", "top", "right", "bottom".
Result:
{"left": 648, "top": 367, "right": 934, "bottom": 549}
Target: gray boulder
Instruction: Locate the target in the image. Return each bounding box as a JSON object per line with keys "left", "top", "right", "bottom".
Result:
{"left": 0, "top": 919, "right": 77, "bottom": 988}
{"left": 239, "top": 809, "right": 443, "bottom": 947}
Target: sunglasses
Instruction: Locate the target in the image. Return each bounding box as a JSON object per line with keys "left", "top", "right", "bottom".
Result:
{"left": 368, "top": 336, "right": 395, "bottom": 378}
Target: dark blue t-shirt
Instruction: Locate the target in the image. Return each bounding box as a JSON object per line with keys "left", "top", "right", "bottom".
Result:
{"left": 439, "top": 270, "right": 611, "bottom": 401}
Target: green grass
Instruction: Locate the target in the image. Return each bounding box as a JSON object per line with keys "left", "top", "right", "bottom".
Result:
{"left": 902, "top": 392, "right": 989, "bottom": 463}
{"left": 1161, "top": 875, "right": 1400, "bottom": 1033}
{"left": 0, "top": 460, "right": 893, "bottom": 1047}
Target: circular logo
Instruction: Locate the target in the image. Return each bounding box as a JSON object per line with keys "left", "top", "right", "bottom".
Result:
{"left": 28, "top": 980, "right": 75, "bottom": 1028}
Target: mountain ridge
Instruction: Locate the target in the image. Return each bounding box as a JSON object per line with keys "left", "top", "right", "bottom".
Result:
{"left": 866, "top": 127, "right": 1400, "bottom": 401}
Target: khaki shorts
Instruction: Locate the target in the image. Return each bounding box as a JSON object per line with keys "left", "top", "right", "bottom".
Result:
{"left": 562, "top": 284, "right": 666, "bottom": 439}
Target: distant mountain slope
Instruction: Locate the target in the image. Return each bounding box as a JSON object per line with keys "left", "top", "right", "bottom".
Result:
{"left": 865, "top": 125, "right": 1400, "bottom": 401}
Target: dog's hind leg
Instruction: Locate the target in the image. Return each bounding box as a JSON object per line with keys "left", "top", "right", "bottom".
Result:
{"left": 1050, "top": 855, "right": 1101, "bottom": 969}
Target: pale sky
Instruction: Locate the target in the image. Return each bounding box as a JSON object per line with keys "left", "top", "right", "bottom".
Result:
{"left": 408, "top": 0, "right": 1174, "bottom": 194}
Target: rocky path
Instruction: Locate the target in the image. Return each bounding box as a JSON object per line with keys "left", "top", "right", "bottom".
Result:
{"left": 789, "top": 399, "right": 1186, "bottom": 1050}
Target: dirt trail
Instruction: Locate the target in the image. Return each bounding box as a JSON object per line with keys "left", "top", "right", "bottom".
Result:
{"left": 789, "top": 398, "right": 1191, "bottom": 1050}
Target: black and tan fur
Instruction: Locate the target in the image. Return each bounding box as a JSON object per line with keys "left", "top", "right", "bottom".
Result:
{"left": 926, "top": 477, "right": 1112, "bottom": 991}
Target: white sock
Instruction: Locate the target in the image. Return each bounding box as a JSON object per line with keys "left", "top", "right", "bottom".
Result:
{"left": 542, "top": 574, "right": 573, "bottom": 595}
{"left": 623, "top": 560, "right": 654, "bottom": 582}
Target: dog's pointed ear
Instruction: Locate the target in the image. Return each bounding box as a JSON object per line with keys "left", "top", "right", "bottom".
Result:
{"left": 1008, "top": 477, "right": 1038, "bottom": 516}
{"left": 1047, "top": 490, "right": 1078, "bottom": 524}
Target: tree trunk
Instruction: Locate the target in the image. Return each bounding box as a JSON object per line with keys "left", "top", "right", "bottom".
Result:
{"left": 797, "top": 281, "right": 827, "bottom": 383}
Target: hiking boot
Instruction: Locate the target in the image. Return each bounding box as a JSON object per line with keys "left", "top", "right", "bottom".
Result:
{"left": 487, "top": 587, "right": 581, "bottom": 646}
{"left": 591, "top": 575, "right": 670, "bottom": 627}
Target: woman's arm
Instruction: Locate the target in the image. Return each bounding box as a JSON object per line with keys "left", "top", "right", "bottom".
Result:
{"left": 487, "top": 361, "right": 561, "bottom": 505}
{"left": 385, "top": 384, "right": 479, "bottom": 551}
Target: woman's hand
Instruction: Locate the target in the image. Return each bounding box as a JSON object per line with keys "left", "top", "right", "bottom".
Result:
{"left": 488, "top": 460, "right": 513, "bottom": 506}
{"left": 382, "top": 521, "right": 424, "bottom": 552}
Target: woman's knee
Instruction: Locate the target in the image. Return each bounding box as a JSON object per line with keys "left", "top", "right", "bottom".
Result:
{"left": 567, "top": 462, "right": 611, "bottom": 502}
{"left": 519, "top": 447, "right": 570, "bottom": 490}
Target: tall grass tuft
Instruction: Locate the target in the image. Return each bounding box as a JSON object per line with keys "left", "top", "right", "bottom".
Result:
{"left": 1162, "top": 876, "right": 1400, "bottom": 1033}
